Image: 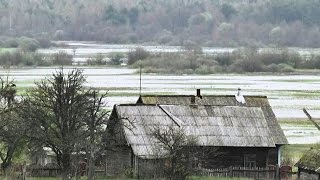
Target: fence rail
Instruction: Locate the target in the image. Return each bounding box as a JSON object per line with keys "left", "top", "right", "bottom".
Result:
{"left": 197, "top": 166, "right": 277, "bottom": 179}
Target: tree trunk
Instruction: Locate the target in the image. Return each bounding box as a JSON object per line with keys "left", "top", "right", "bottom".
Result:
{"left": 1, "top": 145, "right": 15, "bottom": 174}
{"left": 61, "top": 152, "right": 71, "bottom": 180}
{"left": 1, "top": 159, "right": 12, "bottom": 174}
{"left": 88, "top": 143, "right": 95, "bottom": 180}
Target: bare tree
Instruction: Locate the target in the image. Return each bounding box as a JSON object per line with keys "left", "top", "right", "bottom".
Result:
{"left": 152, "top": 125, "right": 221, "bottom": 179}
{"left": 21, "top": 69, "right": 91, "bottom": 179}
{"left": 84, "top": 90, "right": 109, "bottom": 180}
{"left": 152, "top": 126, "right": 198, "bottom": 180}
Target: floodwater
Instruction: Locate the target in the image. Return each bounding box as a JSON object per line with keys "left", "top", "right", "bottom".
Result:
{"left": 37, "top": 41, "right": 320, "bottom": 63}
{"left": 2, "top": 67, "right": 320, "bottom": 145}
{"left": 5, "top": 41, "right": 320, "bottom": 144}
{"left": 282, "top": 125, "right": 320, "bottom": 144}
{"left": 37, "top": 41, "right": 235, "bottom": 58}
{"left": 3, "top": 67, "right": 320, "bottom": 118}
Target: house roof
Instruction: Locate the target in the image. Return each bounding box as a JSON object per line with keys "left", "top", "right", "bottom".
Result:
{"left": 111, "top": 103, "right": 281, "bottom": 159}
{"left": 137, "top": 95, "right": 287, "bottom": 145}
{"left": 295, "top": 148, "right": 320, "bottom": 173}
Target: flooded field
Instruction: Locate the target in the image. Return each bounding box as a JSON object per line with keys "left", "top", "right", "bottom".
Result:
{"left": 37, "top": 41, "right": 320, "bottom": 63}
{"left": 1, "top": 67, "right": 320, "bottom": 144}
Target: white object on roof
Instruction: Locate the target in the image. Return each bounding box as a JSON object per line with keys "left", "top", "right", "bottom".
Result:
{"left": 235, "top": 88, "right": 246, "bottom": 104}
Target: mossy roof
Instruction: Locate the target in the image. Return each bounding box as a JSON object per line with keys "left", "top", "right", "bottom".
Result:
{"left": 137, "top": 95, "right": 287, "bottom": 145}
{"left": 112, "top": 104, "right": 276, "bottom": 159}
{"left": 295, "top": 148, "right": 320, "bottom": 173}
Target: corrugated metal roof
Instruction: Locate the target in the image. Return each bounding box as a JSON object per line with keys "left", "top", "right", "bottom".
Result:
{"left": 295, "top": 148, "right": 320, "bottom": 173}
{"left": 137, "top": 95, "right": 287, "bottom": 145}
{"left": 115, "top": 104, "right": 276, "bottom": 159}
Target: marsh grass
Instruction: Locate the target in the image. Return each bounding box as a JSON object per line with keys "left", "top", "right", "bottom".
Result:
{"left": 278, "top": 118, "right": 314, "bottom": 126}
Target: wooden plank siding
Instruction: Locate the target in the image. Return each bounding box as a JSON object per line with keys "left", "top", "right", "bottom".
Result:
{"left": 105, "top": 146, "right": 132, "bottom": 177}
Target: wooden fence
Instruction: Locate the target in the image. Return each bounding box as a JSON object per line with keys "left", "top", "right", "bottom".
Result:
{"left": 27, "top": 163, "right": 107, "bottom": 177}
{"left": 197, "top": 167, "right": 277, "bottom": 179}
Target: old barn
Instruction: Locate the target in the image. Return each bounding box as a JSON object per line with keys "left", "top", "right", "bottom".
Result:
{"left": 105, "top": 93, "right": 287, "bottom": 178}
{"left": 295, "top": 148, "right": 320, "bottom": 180}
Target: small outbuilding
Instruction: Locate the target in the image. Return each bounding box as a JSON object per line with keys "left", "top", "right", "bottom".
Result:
{"left": 105, "top": 93, "right": 287, "bottom": 178}
{"left": 295, "top": 148, "right": 320, "bottom": 180}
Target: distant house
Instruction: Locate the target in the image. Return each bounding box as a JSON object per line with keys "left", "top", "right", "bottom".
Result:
{"left": 105, "top": 91, "right": 287, "bottom": 178}
{"left": 295, "top": 148, "right": 320, "bottom": 180}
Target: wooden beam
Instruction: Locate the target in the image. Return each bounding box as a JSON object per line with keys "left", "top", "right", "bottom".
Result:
{"left": 303, "top": 108, "right": 320, "bottom": 131}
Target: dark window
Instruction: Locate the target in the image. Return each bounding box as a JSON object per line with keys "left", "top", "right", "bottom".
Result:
{"left": 244, "top": 154, "right": 256, "bottom": 167}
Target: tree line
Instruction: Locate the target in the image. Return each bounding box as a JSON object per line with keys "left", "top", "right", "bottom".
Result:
{"left": 128, "top": 47, "right": 320, "bottom": 74}
{"left": 0, "top": 0, "right": 320, "bottom": 47}
{"left": 3, "top": 46, "right": 320, "bottom": 74}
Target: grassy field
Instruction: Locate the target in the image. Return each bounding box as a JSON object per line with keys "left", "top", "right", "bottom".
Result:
{"left": 187, "top": 176, "right": 251, "bottom": 180}
{"left": 0, "top": 177, "right": 119, "bottom": 180}
{"left": 23, "top": 177, "right": 250, "bottom": 180}
{"left": 0, "top": 177, "right": 247, "bottom": 180}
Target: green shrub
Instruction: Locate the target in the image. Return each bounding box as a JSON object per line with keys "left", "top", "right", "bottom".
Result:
{"left": 302, "top": 55, "right": 320, "bottom": 69}
{"left": 127, "top": 47, "right": 149, "bottom": 65}
{"left": 87, "top": 53, "right": 106, "bottom": 65}
{"left": 258, "top": 50, "right": 302, "bottom": 67}
{"left": 278, "top": 63, "right": 294, "bottom": 72}
{"left": 232, "top": 57, "right": 264, "bottom": 72}
{"left": 3, "top": 38, "right": 19, "bottom": 48}
{"left": 0, "top": 52, "right": 14, "bottom": 65}
{"left": 182, "top": 69, "right": 194, "bottom": 74}
{"left": 195, "top": 65, "right": 214, "bottom": 74}
{"left": 36, "top": 37, "right": 52, "bottom": 48}
{"left": 214, "top": 53, "right": 234, "bottom": 66}
{"left": 18, "top": 37, "right": 40, "bottom": 52}
{"left": 51, "top": 51, "right": 73, "bottom": 65}
{"left": 0, "top": 51, "right": 49, "bottom": 66}
{"left": 109, "top": 53, "right": 124, "bottom": 65}
{"left": 21, "top": 53, "right": 49, "bottom": 66}
{"left": 265, "top": 63, "right": 279, "bottom": 72}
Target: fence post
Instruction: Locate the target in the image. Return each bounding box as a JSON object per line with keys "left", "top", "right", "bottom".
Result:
{"left": 105, "top": 156, "right": 108, "bottom": 177}
{"left": 276, "top": 165, "right": 280, "bottom": 180}
{"left": 22, "top": 161, "right": 26, "bottom": 180}
{"left": 228, "top": 166, "right": 233, "bottom": 177}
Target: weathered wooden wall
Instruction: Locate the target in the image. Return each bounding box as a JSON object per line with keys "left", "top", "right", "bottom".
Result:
{"left": 106, "top": 146, "right": 132, "bottom": 177}
{"left": 198, "top": 147, "right": 277, "bottom": 169}
{"left": 105, "top": 146, "right": 278, "bottom": 178}
{"left": 136, "top": 158, "right": 164, "bottom": 178}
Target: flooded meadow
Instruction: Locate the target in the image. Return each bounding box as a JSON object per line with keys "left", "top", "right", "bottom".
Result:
{"left": 2, "top": 41, "right": 319, "bottom": 144}
{"left": 1, "top": 67, "right": 320, "bottom": 144}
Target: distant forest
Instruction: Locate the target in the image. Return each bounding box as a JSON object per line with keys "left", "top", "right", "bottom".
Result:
{"left": 1, "top": 0, "right": 320, "bottom": 47}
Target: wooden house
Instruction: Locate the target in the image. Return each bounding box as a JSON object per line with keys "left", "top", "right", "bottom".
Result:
{"left": 295, "top": 148, "right": 320, "bottom": 180}
{"left": 105, "top": 93, "right": 287, "bottom": 178}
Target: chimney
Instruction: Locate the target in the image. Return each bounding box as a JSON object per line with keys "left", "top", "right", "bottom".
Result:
{"left": 237, "top": 88, "right": 241, "bottom": 96}
{"left": 196, "top": 89, "right": 202, "bottom": 99}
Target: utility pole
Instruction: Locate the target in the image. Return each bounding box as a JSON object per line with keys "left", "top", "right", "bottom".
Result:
{"left": 303, "top": 108, "right": 320, "bottom": 131}
{"left": 9, "top": 13, "right": 12, "bottom": 30}
{"left": 139, "top": 65, "right": 142, "bottom": 96}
